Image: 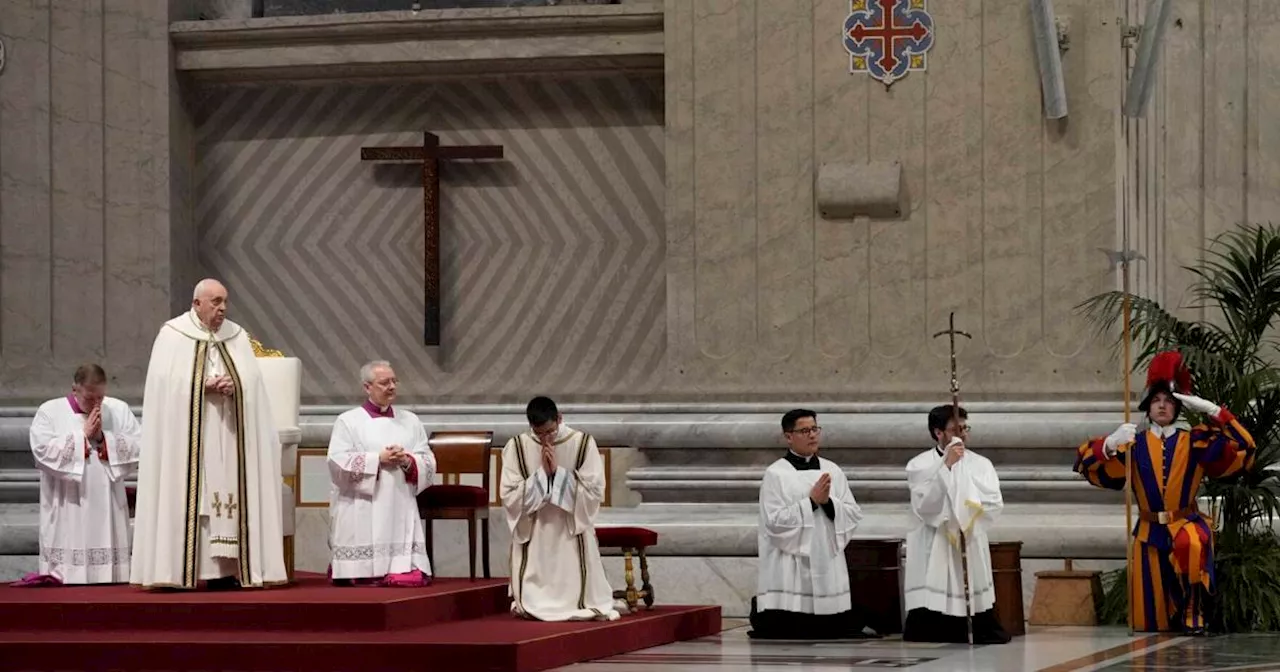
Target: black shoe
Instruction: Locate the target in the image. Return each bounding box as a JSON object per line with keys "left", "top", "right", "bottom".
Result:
{"left": 205, "top": 576, "right": 241, "bottom": 591}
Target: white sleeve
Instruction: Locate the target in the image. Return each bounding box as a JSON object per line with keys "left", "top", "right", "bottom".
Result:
{"left": 827, "top": 467, "right": 864, "bottom": 551}
{"left": 500, "top": 437, "right": 551, "bottom": 544}
{"left": 406, "top": 420, "right": 436, "bottom": 496}
{"left": 951, "top": 458, "right": 1004, "bottom": 538}
{"left": 907, "top": 454, "right": 953, "bottom": 528}
{"left": 327, "top": 417, "right": 379, "bottom": 497}
{"left": 29, "top": 408, "right": 85, "bottom": 482}
{"left": 103, "top": 404, "right": 143, "bottom": 482}
{"left": 759, "top": 468, "right": 814, "bottom": 557}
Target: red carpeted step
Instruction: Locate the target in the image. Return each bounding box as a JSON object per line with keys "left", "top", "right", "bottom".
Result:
{"left": 0, "top": 574, "right": 510, "bottom": 632}
{"left": 0, "top": 605, "right": 722, "bottom": 672}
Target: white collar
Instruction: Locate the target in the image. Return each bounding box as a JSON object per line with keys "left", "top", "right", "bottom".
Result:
{"left": 1148, "top": 421, "right": 1189, "bottom": 439}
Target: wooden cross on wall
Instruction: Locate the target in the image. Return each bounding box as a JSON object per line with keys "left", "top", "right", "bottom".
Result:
{"left": 360, "top": 132, "right": 504, "bottom": 346}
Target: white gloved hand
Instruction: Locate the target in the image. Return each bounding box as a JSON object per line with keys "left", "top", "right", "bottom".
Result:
{"left": 1172, "top": 392, "right": 1223, "bottom": 419}
{"left": 1103, "top": 423, "right": 1137, "bottom": 458}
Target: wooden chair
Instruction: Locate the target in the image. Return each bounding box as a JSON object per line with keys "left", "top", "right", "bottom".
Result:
{"left": 417, "top": 430, "right": 494, "bottom": 580}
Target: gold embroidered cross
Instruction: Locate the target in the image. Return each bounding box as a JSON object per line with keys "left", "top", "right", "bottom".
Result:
{"left": 225, "top": 494, "right": 238, "bottom": 518}
{"left": 212, "top": 492, "right": 225, "bottom": 518}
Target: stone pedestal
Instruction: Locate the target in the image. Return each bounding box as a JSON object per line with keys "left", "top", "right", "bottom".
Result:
{"left": 1028, "top": 560, "right": 1104, "bottom": 626}
{"left": 990, "top": 541, "right": 1026, "bottom": 637}
{"left": 845, "top": 538, "right": 904, "bottom": 635}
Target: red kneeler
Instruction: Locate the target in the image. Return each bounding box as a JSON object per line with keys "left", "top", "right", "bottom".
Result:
{"left": 595, "top": 526, "right": 657, "bottom": 612}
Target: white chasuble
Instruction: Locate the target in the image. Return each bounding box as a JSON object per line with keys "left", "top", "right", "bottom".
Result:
{"left": 130, "top": 311, "right": 287, "bottom": 589}
{"left": 29, "top": 396, "right": 142, "bottom": 584}
{"left": 501, "top": 426, "right": 620, "bottom": 622}
{"left": 904, "top": 447, "right": 1004, "bottom": 616}
{"left": 755, "top": 457, "right": 863, "bottom": 615}
{"left": 327, "top": 405, "right": 434, "bottom": 579}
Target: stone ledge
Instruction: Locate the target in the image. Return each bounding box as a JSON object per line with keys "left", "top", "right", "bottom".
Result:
{"left": 595, "top": 503, "right": 1133, "bottom": 559}
{"left": 0, "top": 502, "right": 1129, "bottom": 560}
{"left": 169, "top": 2, "right": 663, "bottom": 84}
{"left": 628, "top": 466, "right": 1112, "bottom": 504}
{"left": 0, "top": 400, "right": 1124, "bottom": 466}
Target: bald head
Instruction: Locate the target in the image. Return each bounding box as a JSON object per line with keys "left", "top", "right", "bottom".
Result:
{"left": 192, "top": 278, "right": 228, "bottom": 330}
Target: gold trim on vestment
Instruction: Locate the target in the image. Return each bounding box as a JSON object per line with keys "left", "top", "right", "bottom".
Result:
{"left": 514, "top": 435, "right": 532, "bottom": 613}
{"left": 217, "top": 340, "right": 253, "bottom": 584}
{"left": 574, "top": 432, "right": 590, "bottom": 611}
{"left": 182, "top": 340, "right": 209, "bottom": 588}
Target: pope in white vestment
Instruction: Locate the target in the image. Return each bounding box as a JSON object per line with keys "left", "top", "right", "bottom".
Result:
{"left": 25, "top": 365, "right": 142, "bottom": 585}
{"left": 327, "top": 360, "right": 434, "bottom": 585}
{"left": 749, "top": 409, "right": 869, "bottom": 639}
{"left": 903, "top": 405, "right": 1010, "bottom": 644}
{"left": 501, "top": 397, "right": 620, "bottom": 622}
{"left": 131, "top": 280, "right": 287, "bottom": 590}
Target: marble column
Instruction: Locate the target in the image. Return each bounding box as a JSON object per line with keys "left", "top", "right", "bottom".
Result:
{"left": 0, "top": 0, "right": 196, "bottom": 402}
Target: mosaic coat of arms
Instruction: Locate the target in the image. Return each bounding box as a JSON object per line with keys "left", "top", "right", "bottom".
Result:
{"left": 843, "top": 0, "right": 935, "bottom": 86}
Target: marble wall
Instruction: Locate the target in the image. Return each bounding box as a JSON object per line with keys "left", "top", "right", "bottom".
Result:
{"left": 1123, "top": 0, "right": 1280, "bottom": 320}
{"left": 0, "top": 0, "right": 197, "bottom": 404}
{"left": 191, "top": 76, "right": 666, "bottom": 404}
{"left": 664, "top": 0, "right": 1123, "bottom": 400}
{"left": 3, "top": 0, "right": 1278, "bottom": 407}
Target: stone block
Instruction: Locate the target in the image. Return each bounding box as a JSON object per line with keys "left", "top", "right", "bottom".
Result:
{"left": 816, "top": 160, "right": 904, "bottom": 220}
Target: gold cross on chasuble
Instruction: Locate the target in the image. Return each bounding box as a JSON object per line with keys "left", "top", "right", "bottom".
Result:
{"left": 359, "top": 132, "right": 504, "bottom": 346}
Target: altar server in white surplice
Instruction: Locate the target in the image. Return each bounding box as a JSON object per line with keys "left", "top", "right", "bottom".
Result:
{"left": 903, "top": 405, "right": 1011, "bottom": 644}
{"left": 327, "top": 360, "right": 434, "bottom": 586}
{"left": 131, "top": 279, "right": 287, "bottom": 591}
{"left": 22, "top": 364, "right": 142, "bottom": 586}
{"left": 749, "top": 409, "right": 871, "bottom": 640}
{"left": 501, "top": 396, "right": 620, "bottom": 622}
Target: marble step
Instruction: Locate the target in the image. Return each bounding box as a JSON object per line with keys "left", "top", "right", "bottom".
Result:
{"left": 595, "top": 502, "right": 1132, "bottom": 559}
{"left": 0, "top": 501, "right": 1128, "bottom": 560}
{"left": 628, "top": 465, "right": 1107, "bottom": 503}
{"left": 0, "top": 400, "right": 1125, "bottom": 457}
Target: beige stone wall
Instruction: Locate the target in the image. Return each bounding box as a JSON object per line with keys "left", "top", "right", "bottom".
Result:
{"left": 0, "top": 1, "right": 196, "bottom": 402}
{"left": 2, "top": 0, "right": 1272, "bottom": 405}
{"left": 664, "top": 0, "right": 1124, "bottom": 399}
{"left": 1127, "top": 0, "right": 1277, "bottom": 321}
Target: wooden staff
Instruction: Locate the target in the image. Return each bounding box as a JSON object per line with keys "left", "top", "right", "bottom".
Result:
{"left": 1121, "top": 257, "right": 1135, "bottom": 635}
{"left": 933, "top": 312, "right": 973, "bottom": 645}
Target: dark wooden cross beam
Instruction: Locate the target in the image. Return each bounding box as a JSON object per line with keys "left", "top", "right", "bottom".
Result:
{"left": 360, "top": 132, "right": 503, "bottom": 346}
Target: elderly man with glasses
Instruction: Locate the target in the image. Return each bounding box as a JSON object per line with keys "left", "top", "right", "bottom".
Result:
{"left": 748, "top": 409, "right": 870, "bottom": 639}
{"left": 902, "top": 404, "right": 1010, "bottom": 644}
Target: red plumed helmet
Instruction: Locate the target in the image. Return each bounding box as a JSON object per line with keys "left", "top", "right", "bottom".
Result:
{"left": 1139, "top": 350, "right": 1192, "bottom": 411}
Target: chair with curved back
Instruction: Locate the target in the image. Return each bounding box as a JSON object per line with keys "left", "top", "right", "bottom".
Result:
{"left": 417, "top": 430, "right": 494, "bottom": 580}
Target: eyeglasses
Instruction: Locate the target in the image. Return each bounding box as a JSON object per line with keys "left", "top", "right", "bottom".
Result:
{"left": 787, "top": 427, "right": 822, "bottom": 436}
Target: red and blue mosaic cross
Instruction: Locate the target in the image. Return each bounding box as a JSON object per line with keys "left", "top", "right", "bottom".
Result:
{"left": 842, "top": 0, "right": 935, "bottom": 85}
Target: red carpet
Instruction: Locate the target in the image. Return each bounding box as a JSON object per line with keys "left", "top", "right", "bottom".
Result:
{"left": 0, "top": 572, "right": 721, "bottom": 672}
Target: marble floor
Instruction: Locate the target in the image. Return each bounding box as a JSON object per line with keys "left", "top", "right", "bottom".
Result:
{"left": 552, "top": 621, "right": 1280, "bottom": 671}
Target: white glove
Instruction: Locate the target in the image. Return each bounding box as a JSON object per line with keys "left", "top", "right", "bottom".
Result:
{"left": 1103, "top": 423, "right": 1137, "bottom": 458}
{"left": 1172, "top": 392, "right": 1223, "bottom": 419}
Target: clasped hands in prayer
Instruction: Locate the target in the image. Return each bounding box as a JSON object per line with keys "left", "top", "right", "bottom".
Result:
{"left": 204, "top": 375, "right": 236, "bottom": 396}
{"left": 1101, "top": 392, "right": 1222, "bottom": 458}
{"left": 541, "top": 440, "right": 557, "bottom": 477}
{"left": 379, "top": 445, "right": 413, "bottom": 469}
{"left": 82, "top": 406, "right": 107, "bottom": 460}
{"left": 809, "top": 472, "right": 831, "bottom": 505}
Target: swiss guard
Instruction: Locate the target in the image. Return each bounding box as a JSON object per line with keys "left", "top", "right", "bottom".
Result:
{"left": 1074, "top": 350, "right": 1256, "bottom": 634}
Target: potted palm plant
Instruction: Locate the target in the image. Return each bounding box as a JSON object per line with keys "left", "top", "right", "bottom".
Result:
{"left": 1077, "top": 223, "right": 1280, "bottom": 632}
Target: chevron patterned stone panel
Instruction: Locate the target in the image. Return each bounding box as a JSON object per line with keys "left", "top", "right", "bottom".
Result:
{"left": 193, "top": 76, "right": 665, "bottom": 404}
